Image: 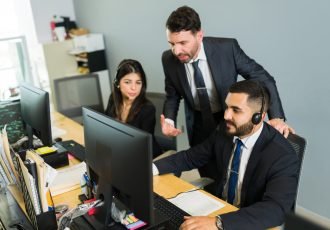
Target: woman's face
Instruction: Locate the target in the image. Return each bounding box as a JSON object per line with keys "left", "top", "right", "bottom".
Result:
{"left": 119, "top": 72, "right": 143, "bottom": 101}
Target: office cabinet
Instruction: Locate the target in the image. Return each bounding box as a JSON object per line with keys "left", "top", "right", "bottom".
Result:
{"left": 42, "top": 34, "right": 111, "bottom": 110}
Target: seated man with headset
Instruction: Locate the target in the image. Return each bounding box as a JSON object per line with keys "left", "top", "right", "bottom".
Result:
{"left": 153, "top": 80, "right": 299, "bottom": 230}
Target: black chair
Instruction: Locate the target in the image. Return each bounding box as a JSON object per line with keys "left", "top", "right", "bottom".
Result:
{"left": 284, "top": 213, "right": 328, "bottom": 230}
{"left": 287, "top": 133, "right": 307, "bottom": 211}
{"left": 53, "top": 74, "right": 104, "bottom": 124}
{"left": 146, "top": 92, "right": 176, "bottom": 151}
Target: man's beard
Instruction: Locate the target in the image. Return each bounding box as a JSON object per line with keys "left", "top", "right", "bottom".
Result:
{"left": 175, "top": 52, "right": 193, "bottom": 63}
{"left": 225, "top": 120, "right": 254, "bottom": 137}
{"left": 173, "top": 43, "right": 199, "bottom": 63}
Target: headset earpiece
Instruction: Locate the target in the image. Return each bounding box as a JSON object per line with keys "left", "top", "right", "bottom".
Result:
{"left": 113, "top": 77, "right": 119, "bottom": 88}
{"left": 113, "top": 60, "right": 132, "bottom": 89}
{"left": 252, "top": 112, "right": 262, "bottom": 125}
{"left": 251, "top": 83, "right": 265, "bottom": 125}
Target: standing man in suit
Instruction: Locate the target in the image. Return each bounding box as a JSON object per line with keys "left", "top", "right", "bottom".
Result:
{"left": 154, "top": 80, "right": 299, "bottom": 230}
{"left": 161, "top": 5, "right": 295, "bottom": 147}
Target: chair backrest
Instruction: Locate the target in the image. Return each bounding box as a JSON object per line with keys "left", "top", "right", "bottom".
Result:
{"left": 284, "top": 213, "right": 328, "bottom": 230}
{"left": 146, "top": 92, "right": 176, "bottom": 151}
{"left": 287, "top": 133, "right": 307, "bottom": 211}
{"left": 54, "top": 74, "right": 104, "bottom": 124}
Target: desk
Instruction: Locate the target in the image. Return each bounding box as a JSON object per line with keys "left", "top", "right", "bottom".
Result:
{"left": 52, "top": 111, "right": 84, "bottom": 145}
{"left": 5, "top": 112, "right": 278, "bottom": 229}
{"left": 154, "top": 174, "right": 238, "bottom": 216}
{"left": 51, "top": 112, "right": 238, "bottom": 216}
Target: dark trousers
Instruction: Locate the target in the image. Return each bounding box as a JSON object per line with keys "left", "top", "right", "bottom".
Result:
{"left": 191, "top": 111, "right": 223, "bottom": 195}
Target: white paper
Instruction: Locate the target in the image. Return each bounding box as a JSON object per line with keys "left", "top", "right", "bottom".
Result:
{"left": 50, "top": 161, "right": 86, "bottom": 196}
{"left": 51, "top": 125, "right": 67, "bottom": 139}
{"left": 168, "top": 190, "right": 225, "bottom": 216}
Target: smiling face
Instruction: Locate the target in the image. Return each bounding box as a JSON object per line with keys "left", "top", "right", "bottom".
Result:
{"left": 166, "top": 29, "right": 203, "bottom": 63}
{"left": 224, "top": 92, "right": 259, "bottom": 138}
{"left": 118, "top": 73, "right": 142, "bottom": 102}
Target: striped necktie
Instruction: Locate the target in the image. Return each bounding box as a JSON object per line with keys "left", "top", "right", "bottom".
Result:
{"left": 191, "top": 60, "right": 215, "bottom": 131}
{"left": 227, "top": 139, "right": 243, "bottom": 204}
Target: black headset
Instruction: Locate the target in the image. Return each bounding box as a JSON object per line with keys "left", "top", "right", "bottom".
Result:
{"left": 251, "top": 83, "right": 265, "bottom": 125}
{"left": 113, "top": 60, "right": 133, "bottom": 88}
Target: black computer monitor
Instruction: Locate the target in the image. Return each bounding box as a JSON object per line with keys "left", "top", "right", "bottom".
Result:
{"left": 83, "top": 107, "right": 154, "bottom": 228}
{"left": 20, "top": 83, "right": 52, "bottom": 148}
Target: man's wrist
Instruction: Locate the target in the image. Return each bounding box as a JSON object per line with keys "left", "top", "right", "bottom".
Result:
{"left": 216, "top": 215, "right": 224, "bottom": 230}
{"left": 164, "top": 118, "right": 175, "bottom": 127}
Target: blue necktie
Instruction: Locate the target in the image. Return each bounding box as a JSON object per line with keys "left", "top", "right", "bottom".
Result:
{"left": 227, "top": 139, "right": 243, "bottom": 204}
{"left": 191, "top": 60, "right": 215, "bottom": 130}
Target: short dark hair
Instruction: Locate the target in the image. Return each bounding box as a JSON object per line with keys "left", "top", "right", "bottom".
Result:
{"left": 166, "top": 6, "right": 201, "bottom": 33}
{"left": 229, "top": 80, "right": 269, "bottom": 112}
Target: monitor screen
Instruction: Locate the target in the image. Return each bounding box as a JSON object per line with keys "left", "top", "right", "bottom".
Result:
{"left": 20, "top": 83, "right": 52, "bottom": 148}
{"left": 83, "top": 107, "right": 154, "bottom": 227}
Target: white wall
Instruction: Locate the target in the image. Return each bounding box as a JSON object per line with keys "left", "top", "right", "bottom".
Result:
{"left": 29, "top": 0, "right": 76, "bottom": 43}
{"left": 72, "top": 0, "right": 330, "bottom": 221}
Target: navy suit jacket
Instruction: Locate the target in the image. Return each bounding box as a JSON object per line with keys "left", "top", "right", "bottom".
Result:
{"left": 162, "top": 37, "right": 285, "bottom": 144}
{"left": 154, "top": 122, "right": 299, "bottom": 229}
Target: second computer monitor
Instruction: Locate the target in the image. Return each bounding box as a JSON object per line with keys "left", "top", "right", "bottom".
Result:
{"left": 20, "top": 83, "right": 52, "bottom": 148}
{"left": 83, "top": 107, "right": 154, "bottom": 227}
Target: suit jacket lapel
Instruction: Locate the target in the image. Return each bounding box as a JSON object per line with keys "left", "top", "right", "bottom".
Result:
{"left": 203, "top": 39, "right": 223, "bottom": 95}
{"left": 240, "top": 125, "right": 271, "bottom": 205}
{"left": 215, "top": 134, "right": 234, "bottom": 196}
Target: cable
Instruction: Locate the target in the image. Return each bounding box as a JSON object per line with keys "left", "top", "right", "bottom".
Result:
{"left": 57, "top": 199, "right": 104, "bottom": 230}
{"left": 165, "top": 188, "right": 202, "bottom": 200}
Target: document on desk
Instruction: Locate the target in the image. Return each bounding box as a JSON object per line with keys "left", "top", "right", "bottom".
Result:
{"left": 168, "top": 190, "right": 225, "bottom": 216}
{"left": 50, "top": 162, "right": 86, "bottom": 196}
{"left": 25, "top": 150, "right": 57, "bottom": 212}
{"left": 51, "top": 125, "right": 67, "bottom": 139}
{"left": 0, "top": 126, "right": 16, "bottom": 184}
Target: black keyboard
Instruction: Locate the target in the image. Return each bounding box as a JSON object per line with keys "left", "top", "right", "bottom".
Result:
{"left": 154, "top": 193, "right": 190, "bottom": 229}
{"left": 57, "top": 140, "right": 85, "bottom": 161}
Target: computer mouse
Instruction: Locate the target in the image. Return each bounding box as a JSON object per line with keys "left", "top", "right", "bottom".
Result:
{"left": 54, "top": 137, "right": 63, "bottom": 142}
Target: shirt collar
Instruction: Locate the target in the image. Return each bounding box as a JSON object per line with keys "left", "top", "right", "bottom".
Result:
{"left": 233, "top": 123, "right": 264, "bottom": 150}
{"left": 189, "top": 42, "right": 206, "bottom": 63}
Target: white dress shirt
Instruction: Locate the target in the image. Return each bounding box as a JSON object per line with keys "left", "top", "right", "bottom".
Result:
{"left": 165, "top": 42, "right": 220, "bottom": 126}
{"left": 222, "top": 123, "right": 264, "bottom": 207}
{"left": 184, "top": 42, "right": 221, "bottom": 113}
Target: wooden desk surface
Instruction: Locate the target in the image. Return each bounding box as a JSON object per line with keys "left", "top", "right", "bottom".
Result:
{"left": 154, "top": 174, "right": 238, "bottom": 216}
{"left": 51, "top": 111, "right": 84, "bottom": 145}
{"left": 50, "top": 112, "right": 277, "bottom": 229}
{"left": 51, "top": 111, "right": 238, "bottom": 216}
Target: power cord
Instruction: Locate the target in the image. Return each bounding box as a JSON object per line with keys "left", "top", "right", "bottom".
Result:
{"left": 165, "top": 188, "right": 202, "bottom": 200}
{"left": 57, "top": 199, "right": 103, "bottom": 230}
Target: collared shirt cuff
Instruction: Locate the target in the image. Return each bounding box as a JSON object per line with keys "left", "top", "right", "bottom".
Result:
{"left": 164, "top": 118, "right": 175, "bottom": 127}
{"left": 152, "top": 163, "right": 159, "bottom": 176}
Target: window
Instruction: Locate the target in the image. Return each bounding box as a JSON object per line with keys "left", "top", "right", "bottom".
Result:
{"left": 0, "top": 36, "right": 31, "bottom": 100}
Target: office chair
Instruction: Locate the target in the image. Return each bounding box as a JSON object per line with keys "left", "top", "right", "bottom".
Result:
{"left": 284, "top": 212, "right": 328, "bottom": 230}
{"left": 287, "top": 133, "right": 307, "bottom": 211}
{"left": 146, "top": 92, "right": 176, "bottom": 151}
{"left": 53, "top": 74, "right": 104, "bottom": 124}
